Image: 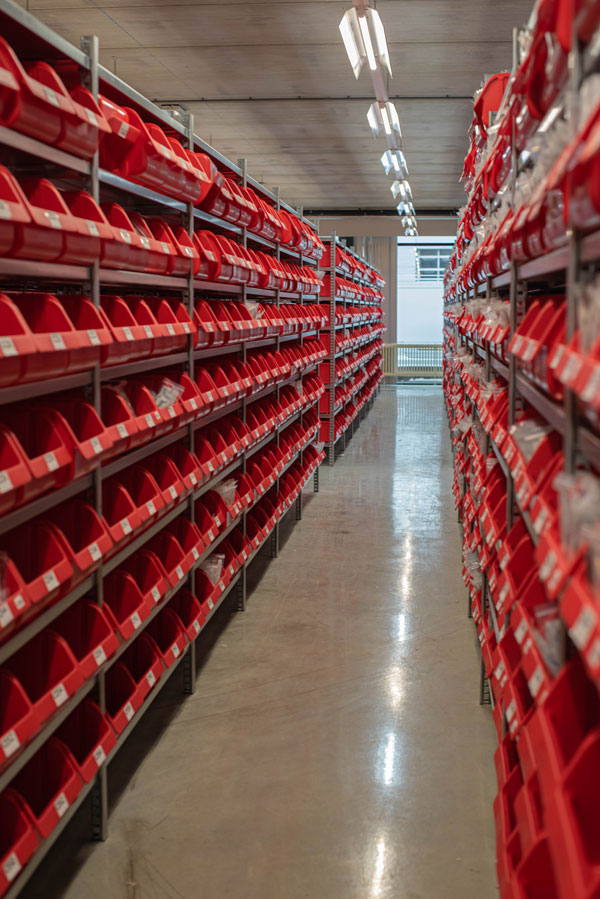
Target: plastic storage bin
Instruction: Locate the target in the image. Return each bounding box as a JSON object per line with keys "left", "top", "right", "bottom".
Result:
{"left": 12, "top": 737, "right": 83, "bottom": 838}
{"left": 0, "top": 789, "right": 38, "bottom": 896}
{"left": 54, "top": 698, "right": 116, "bottom": 783}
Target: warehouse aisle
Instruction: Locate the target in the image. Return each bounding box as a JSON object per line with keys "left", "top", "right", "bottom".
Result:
{"left": 25, "top": 386, "right": 497, "bottom": 899}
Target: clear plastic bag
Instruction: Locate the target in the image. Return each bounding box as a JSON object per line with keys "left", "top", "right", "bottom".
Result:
{"left": 243, "top": 299, "right": 262, "bottom": 320}
{"left": 292, "top": 379, "right": 303, "bottom": 397}
{"left": 215, "top": 478, "right": 237, "bottom": 507}
{"left": 554, "top": 471, "right": 600, "bottom": 558}
{"left": 532, "top": 603, "right": 565, "bottom": 677}
{"left": 201, "top": 553, "right": 224, "bottom": 586}
{"left": 577, "top": 277, "right": 600, "bottom": 355}
{"left": 151, "top": 377, "right": 185, "bottom": 409}
{"left": 509, "top": 420, "right": 553, "bottom": 463}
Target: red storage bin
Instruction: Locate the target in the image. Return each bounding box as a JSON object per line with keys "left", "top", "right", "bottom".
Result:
{"left": 147, "top": 531, "right": 187, "bottom": 588}
{"left": 141, "top": 297, "right": 190, "bottom": 354}
{"left": 105, "top": 662, "right": 143, "bottom": 735}
{"left": 54, "top": 601, "right": 118, "bottom": 681}
{"left": 193, "top": 433, "right": 219, "bottom": 477}
{"left": 170, "top": 590, "right": 205, "bottom": 641}
{"left": 120, "top": 632, "right": 163, "bottom": 701}
{"left": 0, "top": 294, "right": 36, "bottom": 387}
{"left": 168, "top": 517, "right": 205, "bottom": 570}
{"left": 194, "top": 368, "right": 224, "bottom": 411}
{"left": 193, "top": 499, "right": 220, "bottom": 547}
{"left": 99, "top": 99, "right": 201, "bottom": 204}
{"left": 145, "top": 454, "right": 186, "bottom": 508}
{"left": 0, "top": 38, "right": 106, "bottom": 157}
{"left": 50, "top": 398, "right": 113, "bottom": 476}
{"left": 121, "top": 549, "right": 169, "bottom": 609}
{"left": 0, "top": 789, "right": 38, "bottom": 894}
{"left": 102, "top": 568, "right": 152, "bottom": 641}
{"left": 12, "top": 737, "right": 83, "bottom": 839}
{"left": 2, "top": 520, "right": 73, "bottom": 607}
{"left": 52, "top": 499, "right": 113, "bottom": 584}
{"left": 202, "top": 490, "right": 230, "bottom": 529}
{"left": 101, "top": 478, "right": 142, "bottom": 549}
{"left": 120, "top": 380, "right": 173, "bottom": 442}
{"left": 0, "top": 670, "right": 39, "bottom": 765}
{"left": 54, "top": 698, "right": 116, "bottom": 783}
{"left": 1, "top": 406, "right": 73, "bottom": 507}
{"left": 100, "top": 203, "right": 150, "bottom": 272}
{"left": 245, "top": 514, "right": 263, "bottom": 549}
{"left": 193, "top": 231, "right": 222, "bottom": 282}
{"left": 163, "top": 443, "right": 203, "bottom": 492}
{"left": 145, "top": 218, "right": 192, "bottom": 277}
{"left": 0, "top": 425, "right": 33, "bottom": 516}
{"left": 147, "top": 607, "right": 187, "bottom": 668}
{"left": 99, "top": 295, "right": 153, "bottom": 363}
{"left": 100, "top": 385, "right": 140, "bottom": 455}
{"left": 127, "top": 213, "right": 174, "bottom": 275}
{"left": 191, "top": 569, "right": 219, "bottom": 613}
{"left": 7, "top": 293, "right": 99, "bottom": 380}
{"left": 4, "top": 630, "right": 83, "bottom": 724}
{"left": 194, "top": 300, "right": 226, "bottom": 347}
{"left": 0, "top": 165, "right": 32, "bottom": 258}
{"left": 15, "top": 178, "right": 98, "bottom": 265}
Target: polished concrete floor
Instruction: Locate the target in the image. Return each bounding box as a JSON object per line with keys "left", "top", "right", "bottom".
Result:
{"left": 23, "top": 385, "right": 498, "bottom": 899}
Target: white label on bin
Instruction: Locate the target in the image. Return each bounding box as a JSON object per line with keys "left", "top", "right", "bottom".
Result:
{"left": 0, "top": 200, "right": 12, "bottom": 221}
{"left": 533, "top": 507, "right": 548, "bottom": 535}
{"left": 189, "top": 398, "right": 197, "bottom": 411}
{"left": 498, "top": 582, "right": 509, "bottom": 609}
{"left": 539, "top": 550, "right": 556, "bottom": 582}
{"left": 124, "top": 701, "right": 134, "bottom": 722}
{"left": 91, "top": 437, "right": 102, "bottom": 455}
{"left": 89, "top": 541, "right": 101, "bottom": 562}
{"left": 182, "top": 322, "right": 191, "bottom": 334}
{"left": 86, "top": 220, "right": 100, "bottom": 237}
{"left": 588, "top": 637, "right": 600, "bottom": 669}
{"left": 160, "top": 242, "right": 170, "bottom": 254}
{"left": 131, "top": 611, "right": 142, "bottom": 630}
{"left": 117, "top": 423, "right": 128, "bottom": 439}
{"left": 193, "top": 619, "right": 201, "bottom": 635}
{"left": 0, "top": 602, "right": 14, "bottom": 628}
{"left": 189, "top": 472, "right": 197, "bottom": 486}
{"left": 0, "top": 336, "right": 16, "bottom": 356}
{"left": 515, "top": 620, "right": 528, "bottom": 645}
{"left": 528, "top": 667, "right": 544, "bottom": 699}
{"left": 52, "top": 683, "right": 68, "bottom": 707}
{"left": 87, "top": 329, "right": 100, "bottom": 346}
{"left": 146, "top": 500, "right": 156, "bottom": 516}
{"left": 207, "top": 529, "right": 215, "bottom": 542}
{"left": 120, "top": 228, "right": 132, "bottom": 244}
{"left": 207, "top": 597, "right": 214, "bottom": 610}
{"left": 505, "top": 698, "right": 516, "bottom": 722}
{"left": 183, "top": 246, "right": 193, "bottom": 257}
{"left": 121, "top": 518, "right": 132, "bottom": 536}
{"left": 547, "top": 566, "right": 562, "bottom": 593}
{"left": 169, "top": 485, "right": 178, "bottom": 500}
{"left": 14, "top": 594, "right": 25, "bottom": 611}
{"left": 140, "top": 236, "right": 150, "bottom": 250}
{"left": 145, "top": 414, "right": 155, "bottom": 429}
{"left": 84, "top": 107, "right": 97, "bottom": 126}
{"left": 44, "top": 86, "right": 59, "bottom": 106}
{"left": 123, "top": 326, "right": 134, "bottom": 341}
{"left": 146, "top": 670, "right": 156, "bottom": 688}
{"left": 154, "top": 411, "right": 161, "bottom": 422}
{"left": 168, "top": 406, "right": 176, "bottom": 419}
{"left": 50, "top": 332, "right": 66, "bottom": 351}
{"left": 172, "top": 642, "right": 180, "bottom": 659}
{"left": 144, "top": 325, "right": 153, "bottom": 339}
{"left": 166, "top": 323, "right": 175, "bottom": 336}
{"left": 570, "top": 607, "right": 595, "bottom": 649}
{"left": 151, "top": 586, "right": 161, "bottom": 603}
{"left": 582, "top": 369, "right": 600, "bottom": 403}
{"left": 191, "top": 547, "right": 199, "bottom": 561}
{"left": 93, "top": 745, "right": 106, "bottom": 768}
{"left": 1, "top": 729, "right": 20, "bottom": 758}
{"left": 175, "top": 565, "right": 184, "bottom": 581}
{"left": 54, "top": 792, "right": 69, "bottom": 819}
{"left": 93, "top": 645, "right": 107, "bottom": 667}
{"left": 218, "top": 580, "right": 225, "bottom": 592}
{"left": 44, "top": 569, "right": 59, "bottom": 592}
{"left": 494, "top": 659, "right": 505, "bottom": 682}
{"left": 118, "top": 121, "right": 130, "bottom": 139}
{"left": 45, "top": 210, "right": 62, "bottom": 230}
{"left": 0, "top": 470, "right": 13, "bottom": 494}
{"left": 3, "top": 852, "right": 21, "bottom": 883}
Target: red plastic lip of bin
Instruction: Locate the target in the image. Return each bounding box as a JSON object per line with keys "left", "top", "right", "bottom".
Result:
{"left": 11, "top": 736, "right": 83, "bottom": 839}
{"left": 100, "top": 202, "right": 151, "bottom": 272}
{"left": 0, "top": 165, "right": 32, "bottom": 256}
{"left": 54, "top": 697, "right": 116, "bottom": 783}
{"left": 18, "top": 177, "right": 100, "bottom": 265}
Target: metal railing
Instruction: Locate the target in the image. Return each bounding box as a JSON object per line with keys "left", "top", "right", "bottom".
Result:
{"left": 383, "top": 344, "right": 443, "bottom": 380}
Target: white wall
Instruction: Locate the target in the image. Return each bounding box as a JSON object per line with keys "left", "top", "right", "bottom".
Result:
{"left": 397, "top": 284, "right": 443, "bottom": 344}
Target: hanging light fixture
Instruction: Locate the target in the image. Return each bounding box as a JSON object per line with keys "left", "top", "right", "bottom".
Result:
{"left": 380, "top": 149, "right": 408, "bottom": 179}
{"left": 339, "top": 6, "right": 392, "bottom": 79}
{"left": 390, "top": 180, "right": 412, "bottom": 203}
{"left": 367, "top": 101, "right": 401, "bottom": 139}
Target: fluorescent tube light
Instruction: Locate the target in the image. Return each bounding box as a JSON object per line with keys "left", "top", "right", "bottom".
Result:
{"left": 339, "top": 7, "right": 392, "bottom": 79}
{"left": 367, "top": 101, "right": 401, "bottom": 140}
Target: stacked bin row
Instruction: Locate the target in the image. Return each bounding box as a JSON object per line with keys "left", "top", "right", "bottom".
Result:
{"left": 0, "top": 8, "right": 338, "bottom": 896}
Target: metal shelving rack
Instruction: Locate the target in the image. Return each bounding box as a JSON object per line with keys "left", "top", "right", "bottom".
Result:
{"left": 444, "top": 22, "right": 600, "bottom": 710}
{"left": 0, "top": 3, "right": 326, "bottom": 893}
{"left": 319, "top": 234, "right": 384, "bottom": 466}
